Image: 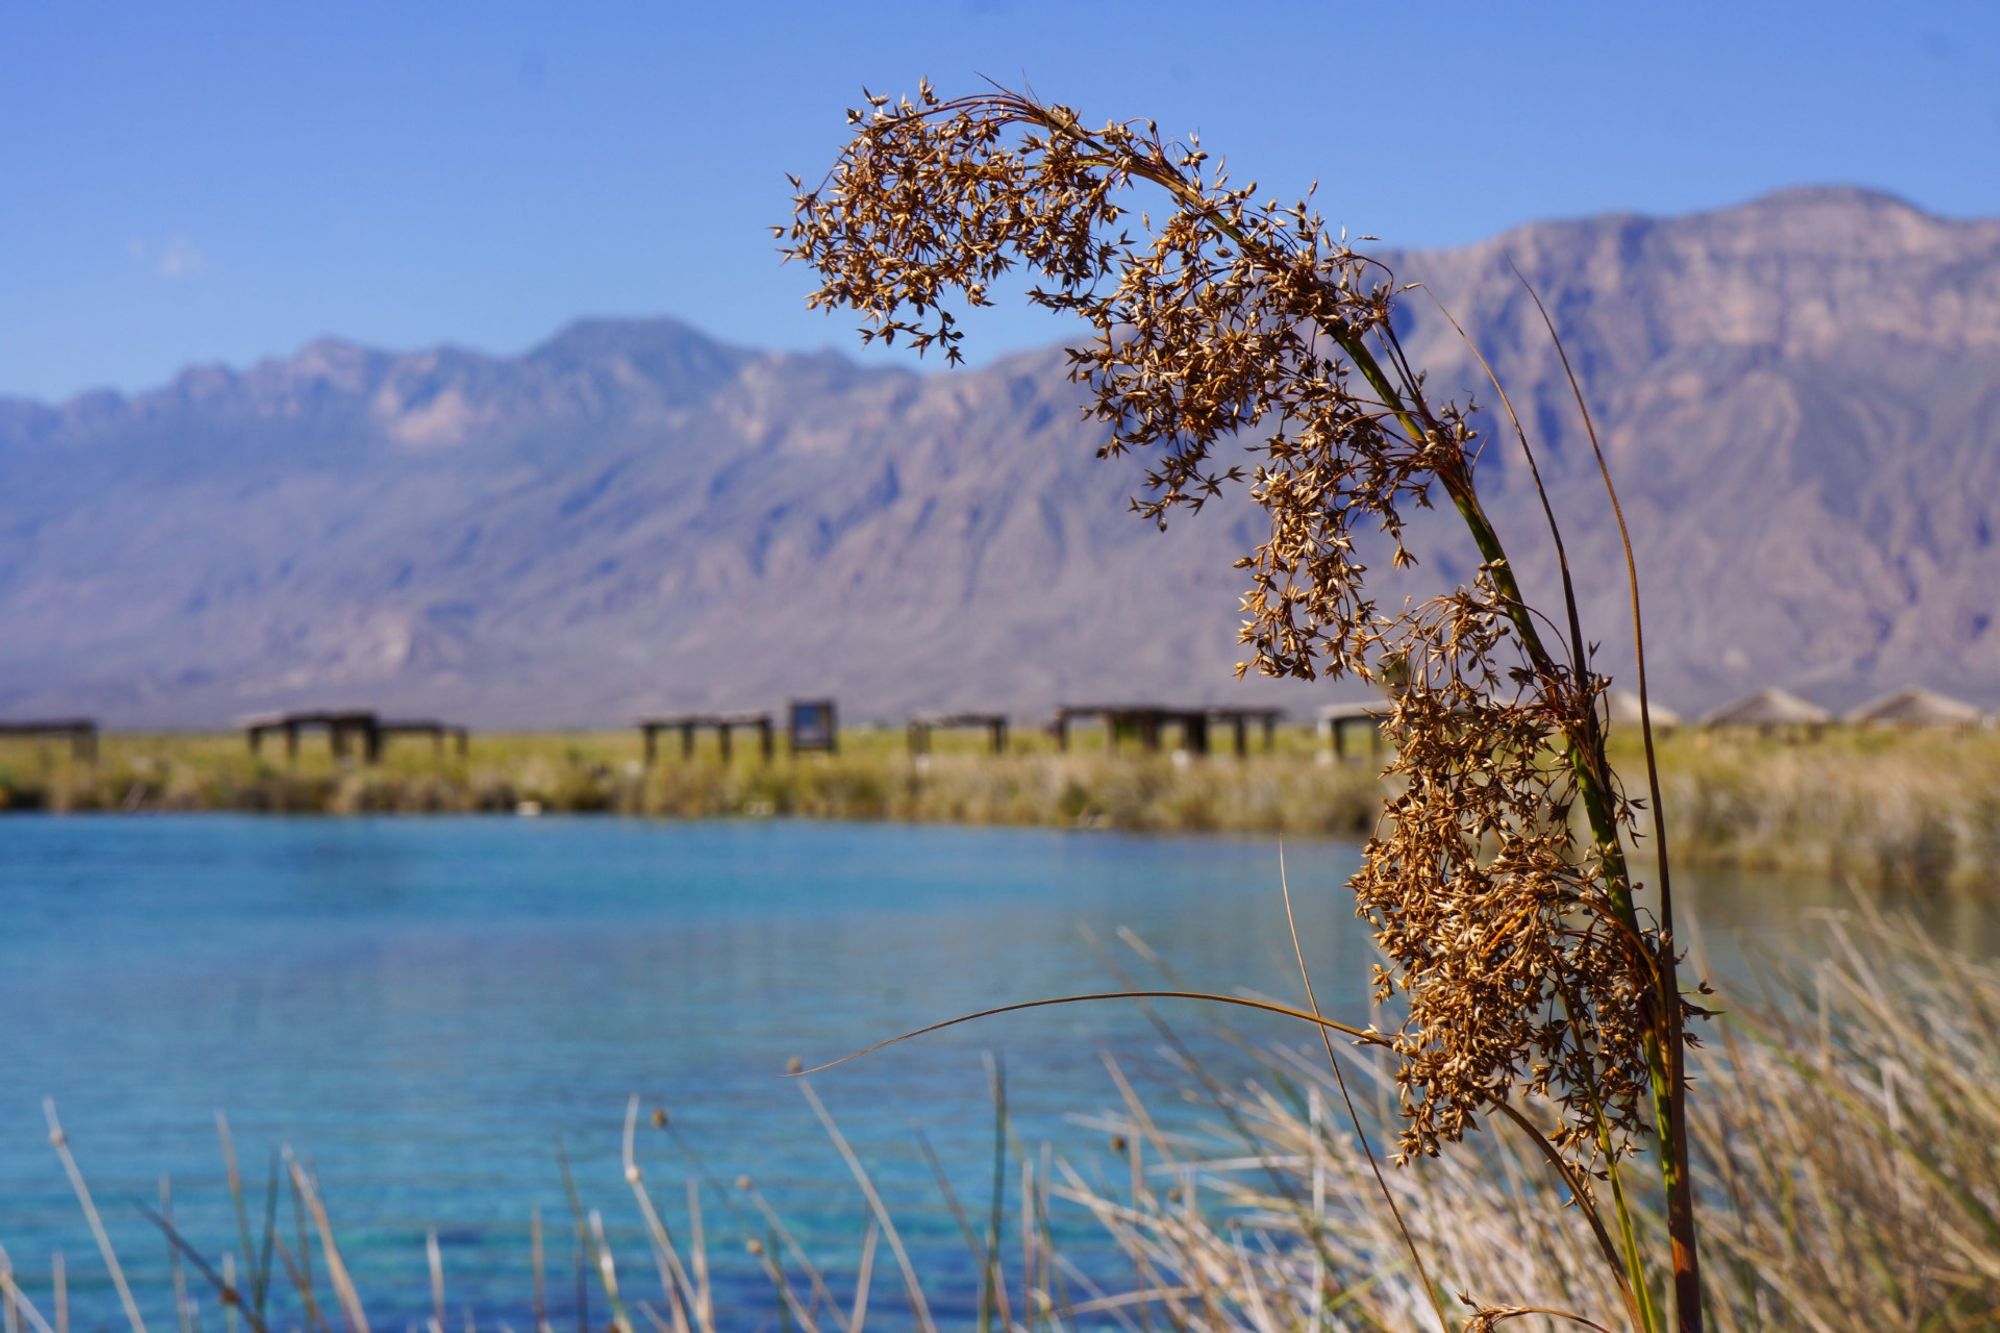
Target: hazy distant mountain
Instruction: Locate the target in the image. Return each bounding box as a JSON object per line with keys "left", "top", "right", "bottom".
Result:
{"left": 4, "top": 186, "right": 1998, "bottom": 727}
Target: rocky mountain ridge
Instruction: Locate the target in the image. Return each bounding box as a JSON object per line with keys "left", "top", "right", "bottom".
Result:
{"left": 4, "top": 186, "right": 1997, "bottom": 726}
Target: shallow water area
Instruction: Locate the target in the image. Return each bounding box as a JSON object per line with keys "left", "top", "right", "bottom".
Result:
{"left": 0, "top": 814, "right": 1969, "bottom": 1326}
{"left": 3, "top": 817, "right": 1375, "bottom": 1324}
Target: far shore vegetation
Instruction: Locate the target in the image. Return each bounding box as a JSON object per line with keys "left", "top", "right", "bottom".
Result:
{"left": 5, "top": 722, "right": 1995, "bottom": 897}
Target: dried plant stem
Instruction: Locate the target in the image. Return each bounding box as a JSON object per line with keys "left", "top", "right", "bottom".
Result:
{"left": 1279, "top": 844, "right": 1449, "bottom": 1328}
{"left": 287, "top": 1156, "right": 369, "bottom": 1333}
{"left": 1440, "top": 403, "right": 1696, "bottom": 1332}
{"left": 0, "top": 1244, "right": 58, "bottom": 1333}
{"left": 1518, "top": 272, "right": 1701, "bottom": 1330}
{"left": 795, "top": 1080, "right": 937, "bottom": 1333}
{"left": 619, "top": 1097, "right": 699, "bottom": 1333}
{"left": 42, "top": 1102, "right": 147, "bottom": 1333}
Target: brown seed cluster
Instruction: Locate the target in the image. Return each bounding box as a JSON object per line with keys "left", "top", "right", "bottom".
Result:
{"left": 1355, "top": 585, "right": 1654, "bottom": 1164}
{"left": 782, "top": 85, "right": 1677, "bottom": 1172}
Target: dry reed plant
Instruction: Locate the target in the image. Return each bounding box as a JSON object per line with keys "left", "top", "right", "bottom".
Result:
{"left": 781, "top": 82, "right": 1704, "bottom": 1329}
{"left": 1053, "top": 904, "right": 2000, "bottom": 1331}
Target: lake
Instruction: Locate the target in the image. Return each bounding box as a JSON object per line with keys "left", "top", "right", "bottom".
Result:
{"left": 0, "top": 815, "right": 1927, "bottom": 1327}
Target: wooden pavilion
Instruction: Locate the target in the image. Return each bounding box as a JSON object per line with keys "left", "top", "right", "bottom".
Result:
{"left": 1051, "top": 704, "right": 1283, "bottom": 757}
{"left": 245, "top": 711, "right": 468, "bottom": 763}
{"left": 907, "top": 712, "right": 1009, "bottom": 756}
{"left": 379, "top": 719, "right": 471, "bottom": 757}
{"left": 1316, "top": 701, "right": 1390, "bottom": 762}
{"left": 1209, "top": 706, "right": 1285, "bottom": 756}
{"left": 0, "top": 718, "right": 98, "bottom": 763}
{"left": 638, "top": 712, "right": 776, "bottom": 764}
{"left": 245, "top": 710, "right": 383, "bottom": 762}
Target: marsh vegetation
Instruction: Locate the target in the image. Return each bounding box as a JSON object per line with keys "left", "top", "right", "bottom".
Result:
{"left": 7, "top": 726, "right": 1997, "bottom": 899}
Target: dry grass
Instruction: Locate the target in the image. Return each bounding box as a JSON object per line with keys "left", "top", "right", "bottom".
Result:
{"left": 1631, "top": 726, "right": 2000, "bottom": 897}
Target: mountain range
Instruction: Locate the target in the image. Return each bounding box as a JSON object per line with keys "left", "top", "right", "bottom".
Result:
{"left": 4, "top": 185, "right": 1998, "bottom": 727}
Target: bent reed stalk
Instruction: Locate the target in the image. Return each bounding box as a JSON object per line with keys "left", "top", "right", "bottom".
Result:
{"left": 781, "top": 82, "right": 1706, "bottom": 1329}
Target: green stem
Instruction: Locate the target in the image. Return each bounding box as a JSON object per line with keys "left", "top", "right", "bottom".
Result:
{"left": 1337, "top": 330, "right": 1700, "bottom": 1333}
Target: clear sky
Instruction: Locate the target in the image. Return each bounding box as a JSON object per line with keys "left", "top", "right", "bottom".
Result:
{"left": 3, "top": 0, "right": 1997, "bottom": 401}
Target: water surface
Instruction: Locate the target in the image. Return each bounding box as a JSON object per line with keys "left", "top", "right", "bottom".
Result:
{"left": 2, "top": 817, "right": 1375, "bottom": 1325}
{"left": 0, "top": 815, "right": 1942, "bottom": 1326}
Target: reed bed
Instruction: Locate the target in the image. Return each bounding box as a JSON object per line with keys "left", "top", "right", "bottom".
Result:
{"left": 1639, "top": 727, "right": 2000, "bottom": 897}
{"left": 5, "top": 727, "right": 1999, "bottom": 896}
{"left": 2, "top": 907, "right": 1993, "bottom": 1331}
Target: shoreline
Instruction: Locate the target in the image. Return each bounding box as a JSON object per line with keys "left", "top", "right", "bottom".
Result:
{"left": 3, "top": 726, "right": 1996, "bottom": 896}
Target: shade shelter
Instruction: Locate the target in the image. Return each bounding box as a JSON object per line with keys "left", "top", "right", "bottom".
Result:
{"left": 0, "top": 718, "right": 98, "bottom": 763}
{"left": 1843, "top": 686, "right": 1985, "bottom": 729}
{"left": 639, "top": 712, "right": 776, "bottom": 764}
{"left": 907, "top": 712, "right": 1009, "bottom": 756}
{"left": 1597, "top": 690, "right": 1683, "bottom": 734}
{"left": 245, "top": 710, "right": 385, "bottom": 762}
{"left": 1054, "top": 704, "right": 1203, "bottom": 755}
{"left": 246, "top": 711, "right": 467, "bottom": 763}
{"left": 1701, "top": 688, "right": 1831, "bottom": 735}
{"left": 378, "top": 719, "right": 471, "bottom": 757}
{"left": 1052, "top": 704, "right": 1279, "bottom": 757}
{"left": 1317, "top": 701, "right": 1390, "bottom": 762}
{"left": 1207, "top": 706, "right": 1285, "bottom": 757}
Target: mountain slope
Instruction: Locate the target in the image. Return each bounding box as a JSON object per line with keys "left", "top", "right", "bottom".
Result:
{"left": 3, "top": 189, "right": 1998, "bottom": 726}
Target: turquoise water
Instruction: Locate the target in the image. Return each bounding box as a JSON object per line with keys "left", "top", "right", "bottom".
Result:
{"left": 2, "top": 814, "right": 1945, "bottom": 1328}
{"left": 0, "top": 816, "right": 1381, "bottom": 1327}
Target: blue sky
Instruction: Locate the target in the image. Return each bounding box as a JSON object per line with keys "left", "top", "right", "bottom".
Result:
{"left": 3, "top": 0, "right": 1996, "bottom": 401}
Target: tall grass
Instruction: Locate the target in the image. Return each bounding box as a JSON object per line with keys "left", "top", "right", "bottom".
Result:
{"left": 0, "top": 728, "right": 1379, "bottom": 834}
